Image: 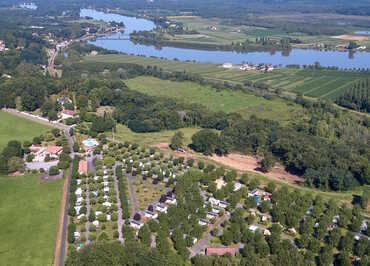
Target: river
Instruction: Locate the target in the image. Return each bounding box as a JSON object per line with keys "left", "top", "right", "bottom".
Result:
{"left": 81, "top": 9, "right": 370, "bottom": 69}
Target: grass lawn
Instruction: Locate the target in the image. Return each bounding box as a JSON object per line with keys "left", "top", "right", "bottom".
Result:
{"left": 125, "top": 76, "right": 302, "bottom": 122}
{"left": 108, "top": 123, "right": 201, "bottom": 146}
{"left": 132, "top": 177, "right": 167, "bottom": 210}
{"left": 0, "top": 111, "right": 51, "bottom": 150}
{"left": 0, "top": 175, "right": 63, "bottom": 266}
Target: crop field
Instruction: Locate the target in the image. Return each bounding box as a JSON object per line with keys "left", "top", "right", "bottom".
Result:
{"left": 0, "top": 175, "right": 63, "bottom": 266}
{"left": 0, "top": 111, "right": 51, "bottom": 150}
{"left": 84, "top": 54, "right": 370, "bottom": 100}
{"left": 125, "top": 76, "right": 303, "bottom": 122}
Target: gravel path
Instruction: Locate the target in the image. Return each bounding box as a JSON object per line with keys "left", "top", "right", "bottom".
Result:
{"left": 113, "top": 164, "right": 124, "bottom": 244}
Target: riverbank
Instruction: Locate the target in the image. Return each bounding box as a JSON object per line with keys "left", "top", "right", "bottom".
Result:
{"left": 81, "top": 9, "right": 370, "bottom": 69}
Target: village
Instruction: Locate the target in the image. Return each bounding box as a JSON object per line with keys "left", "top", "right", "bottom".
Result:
{"left": 222, "top": 62, "right": 275, "bottom": 72}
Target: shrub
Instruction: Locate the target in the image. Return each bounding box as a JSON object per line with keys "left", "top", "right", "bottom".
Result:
{"left": 49, "top": 166, "right": 59, "bottom": 176}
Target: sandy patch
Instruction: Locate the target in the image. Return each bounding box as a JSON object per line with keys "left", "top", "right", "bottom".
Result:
{"left": 209, "top": 153, "right": 302, "bottom": 183}
{"left": 153, "top": 143, "right": 302, "bottom": 184}
{"left": 332, "top": 35, "right": 370, "bottom": 41}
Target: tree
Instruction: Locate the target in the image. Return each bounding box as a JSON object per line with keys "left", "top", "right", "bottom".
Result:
{"left": 190, "top": 129, "right": 220, "bottom": 155}
{"left": 73, "top": 142, "right": 79, "bottom": 153}
{"left": 7, "top": 156, "right": 24, "bottom": 173}
{"left": 2, "top": 140, "right": 23, "bottom": 158}
{"left": 170, "top": 131, "right": 184, "bottom": 151}
{"left": 260, "top": 153, "right": 275, "bottom": 172}
{"left": 67, "top": 223, "right": 76, "bottom": 244}
{"left": 49, "top": 166, "right": 59, "bottom": 176}
{"left": 361, "top": 188, "right": 370, "bottom": 209}
{"left": 122, "top": 225, "right": 135, "bottom": 242}
{"left": 0, "top": 155, "right": 8, "bottom": 174}
{"left": 138, "top": 224, "right": 151, "bottom": 247}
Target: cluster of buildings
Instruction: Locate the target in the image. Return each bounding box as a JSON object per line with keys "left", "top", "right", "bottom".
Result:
{"left": 29, "top": 144, "right": 63, "bottom": 162}
{"left": 248, "top": 188, "right": 272, "bottom": 206}
{"left": 240, "top": 63, "right": 274, "bottom": 72}
{"left": 130, "top": 190, "right": 177, "bottom": 230}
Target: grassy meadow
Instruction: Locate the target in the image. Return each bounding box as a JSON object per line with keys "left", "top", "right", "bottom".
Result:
{"left": 108, "top": 124, "right": 201, "bottom": 146}
{"left": 84, "top": 54, "right": 370, "bottom": 100}
{"left": 125, "top": 76, "right": 303, "bottom": 122}
{"left": 0, "top": 111, "right": 51, "bottom": 150}
{"left": 0, "top": 175, "right": 63, "bottom": 265}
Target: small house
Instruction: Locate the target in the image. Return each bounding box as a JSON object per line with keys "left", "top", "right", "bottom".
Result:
{"left": 198, "top": 219, "right": 209, "bottom": 226}
{"left": 130, "top": 220, "right": 143, "bottom": 230}
{"left": 155, "top": 204, "right": 168, "bottom": 213}
{"left": 209, "top": 197, "right": 220, "bottom": 206}
{"left": 218, "top": 200, "right": 229, "bottom": 209}
{"left": 144, "top": 210, "right": 158, "bottom": 219}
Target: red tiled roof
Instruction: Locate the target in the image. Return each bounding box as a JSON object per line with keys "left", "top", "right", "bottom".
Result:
{"left": 206, "top": 247, "right": 236, "bottom": 256}
{"left": 46, "top": 146, "right": 63, "bottom": 155}
{"left": 78, "top": 160, "right": 88, "bottom": 174}
{"left": 62, "top": 109, "right": 75, "bottom": 116}
{"left": 29, "top": 144, "right": 41, "bottom": 152}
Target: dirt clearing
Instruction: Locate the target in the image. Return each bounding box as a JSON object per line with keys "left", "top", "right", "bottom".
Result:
{"left": 153, "top": 143, "right": 302, "bottom": 184}
{"left": 210, "top": 153, "right": 302, "bottom": 183}
{"left": 332, "top": 35, "right": 370, "bottom": 41}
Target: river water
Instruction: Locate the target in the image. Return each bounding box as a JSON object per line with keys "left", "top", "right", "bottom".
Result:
{"left": 81, "top": 9, "right": 370, "bottom": 69}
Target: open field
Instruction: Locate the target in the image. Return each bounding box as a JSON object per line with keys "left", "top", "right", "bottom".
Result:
{"left": 0, "top": 111, "right": 51, "bottom": 150}
{"left": 109, "top": 124, "right": 201, "bottom": 147}
{"left": 84, "top": 54, "right": 370, "bottom": 100}
{"left": 0, "top": 175, "right": 63, "bottom": 266}
{"left": 125, "top": 76, "right": 302, "bottom": 121}
{"left": 132, "top": 178, "right": 167, "bottom": 210}
{"left": 168, "top": 14, "right": 370, "bottom": 48}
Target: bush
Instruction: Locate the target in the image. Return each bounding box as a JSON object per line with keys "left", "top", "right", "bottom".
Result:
{"left": 49, "top": 166, "right": 59, "bottom": 176}
{"left": 67, "top": 224, "right": 76, "bottom": 244}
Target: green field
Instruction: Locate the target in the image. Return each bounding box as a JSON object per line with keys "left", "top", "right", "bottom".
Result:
{"left": 0, "top": 175, "right": 63, "bottom": 265}
{"left": 109, "top": 124, "right": 201, "bottom": 146}
{"left": 160, "top": 15, "right": 370, "bottom": 48}
{"left": 125, "top": 76, "right": 302, "bottom": 122}
{"left": 0, "top": 111, "right": 51, "bottom": 150}
{"left": 84, "top": 54, "right": 370, "bottom": 100}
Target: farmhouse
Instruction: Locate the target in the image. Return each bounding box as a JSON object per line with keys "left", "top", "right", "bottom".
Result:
{"left": 31, "top": 145, "right": 63, "bottom": 162}
{"left": 206, "top": 247, "right": 236, "bottom": 256}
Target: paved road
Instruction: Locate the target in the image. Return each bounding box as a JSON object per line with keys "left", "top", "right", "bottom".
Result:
{"left": 58, "top": 127, "right": 74, "bottom": 266}
{"left": 2, "top": 108, "right": 70, "bottom": 131}
{"left": 113, "top": 164, "right": 124, "bottom": 244}
{"left": 190, "top": 213, "right": 230, "bottom": 257}
{"left": 85, "top": 163, "right": 90, "bottom": 244}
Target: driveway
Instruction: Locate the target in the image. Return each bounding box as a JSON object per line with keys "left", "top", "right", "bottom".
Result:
{"left": 26, "top": 161, "right": 58, "bottom": 170}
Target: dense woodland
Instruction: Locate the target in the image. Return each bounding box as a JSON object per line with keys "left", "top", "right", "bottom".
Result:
{"left": 336, "top": 79, "right": 370, "bottom": 113}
